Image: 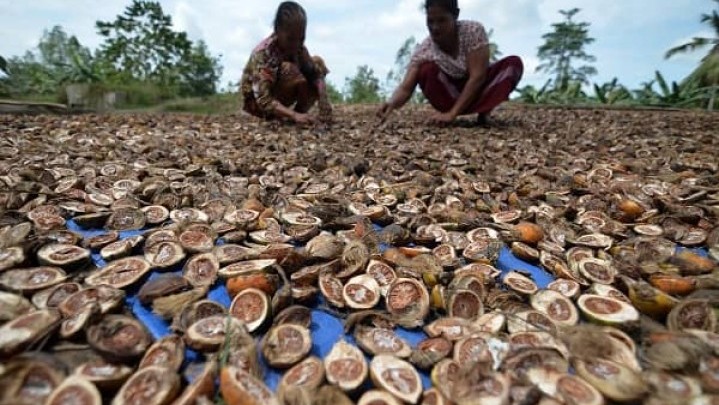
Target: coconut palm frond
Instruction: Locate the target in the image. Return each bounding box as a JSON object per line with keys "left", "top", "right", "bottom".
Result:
{"left": 665, "top": 37, "right": 715, "bottom": 59}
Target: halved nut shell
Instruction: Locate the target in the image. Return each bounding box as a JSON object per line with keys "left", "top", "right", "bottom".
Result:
{"left": 503, "top": 271, "right": 538, "bottom": 295}
{"left": 214, "top": 244, "right": 255, "bottom": 265}
{"left": 219, "top": 259, "right": 277, "bottom": 278}
{"left": 526, "top": 367, "right": 603, "bottom": 405}
{"left": 111, "top": 365, "right": 180, "bottom": 405}
{"left": 183, "top": 252, "right": 220, "bottom": 288}
{"left": 144, "top": 241, "right": 185, "bottom": 270}
{"left": 46, "top": 375, "right": 102, "bottom": 405}
{"left": 85, "top": 256, "right": 152, "bottom": 289}
{"left": 279, "top": 355, "right": 325, "bottom": 392}
{"left": 86, "top": 315, "right": 152, "bottom": 361}
{"left": 446, "top": 288, "right": 483, "bottom": 320}
{"left": 574, "top": 358, "right": 648, "bottom": 402}
{"left": 229, "top": 288, "right": 270, "bottom": 332}
{"left": 547, "top": 279, "right": 581, "bottom": 298}
{"left": 261, "top": 324, "right": 312, "bottom": 368}
{"left": 319, "top": 271, "right": 346, "bottom": 308}
{"left": 58, "top": 285, "right": 125, "bottom": 316}
{"left": 0, "top": 246, "right": 25, "bottom": 271}
{"left": 0, "top": 309, "right": 61, "bottom": 357}
{"left": 358, "top": 390, "right": 403, "bottom": 405}
{"left": 220, "top": 365, "right": 279, "bottom": 405}
{"left": 0, "top": 290, "right": 35, "bottom": 321}
{"left": 137, "top": 274, "right": 191, "bottom": 304}
{"left": 173, "top": 359, "right": 218, "bottom": 405}
{"left": 106, "top": 208, "right": 146, "bottom": 231}
{"left": 59, "top": 302, "right": 101, "bottom": 338}
{"left": 531, "top": 290, "right": 579, "bottom": 327}
{"left": 354, "top": 326, "right": 412, "bottom": 358}
{"left": 139, "top": 334, "right": 185, "bottom": 371}
{"left": 577, "top": 258, "right": 616, "bottom": 285}
{"left": 100, "top": 235, "right": 144, "bottom": 261}
{"left": 577, "top": 294, "right": 640, "bottom": 327}
{"left": 0, "top": 266, "right": 67, "bottom": 293}
{"left": 386, "top": 278, "right": 430, "bottom": 328}
{"left": 37, "top": 243, "right": 91, "bottom": 269}
{"left": 184, "top": 315, "right": 245, "bottom": 352}
{"left": 324, "top": 340, "right": 367, "bottom": 392}
{"left": 142, "top": 205, "right": 170, "bottom": 225}
{"left": 667, "top": 299, "right": 717, "bottom": 332}
{"left": 343, "top": 274, "right": 381, "bottom": 309}
{"left": 179, "top": 229, "right": 215, "bottom": 253}
{"left": 74, "top": 359, "right": 133, "bottom": 391}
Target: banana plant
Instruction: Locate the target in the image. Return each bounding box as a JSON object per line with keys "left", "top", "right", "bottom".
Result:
{"left": 593, "top": 78, "right": 633, "bottom": 105}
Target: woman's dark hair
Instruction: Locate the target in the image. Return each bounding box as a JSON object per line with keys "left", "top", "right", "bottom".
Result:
{"left": 274, "top": 1, "right": 307, "bottom": 31}
{"left": 424, "top": 0, "right": 460, "bottom": 18}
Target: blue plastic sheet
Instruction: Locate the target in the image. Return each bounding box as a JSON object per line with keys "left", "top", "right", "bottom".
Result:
{"left": 67, "top": 219, "right": 556, "bottom": 391}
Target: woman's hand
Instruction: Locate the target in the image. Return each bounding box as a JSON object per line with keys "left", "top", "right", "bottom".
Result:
{"left": 293, "top": 112, "right": 316, "bottom": 125}
{"left": 428, "top": 111, "right": 456, "bottom": 126}
{"left": 376, "top": 102, "right": 395, "bottom": 122}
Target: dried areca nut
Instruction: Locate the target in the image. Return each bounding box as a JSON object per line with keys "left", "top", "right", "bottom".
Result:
{"left": 573, "top": 358, "right": 648, "bottom": 402}
{"left": 0, "top": 290, "right": 34, "bottom": 321}
{"left": 447, "top": 288, "right": 483, "bottom": 320}
{"left": 100, "top": 235, "right": 144, "bottom": 261}
{"left": 226, "top": 272, "right": 278, "bottom": 298}
{"left": 540, "top": 251, "right": 585, "bottom": 285}
{"left": 137, "top": 274, "right": 191, "bottom": 305}
{"left": 648, "top": 273, "right": 696, "bottom": 296}
{"left": 337, "top": 240, "right": 370, "bottom": 279}
{"left": 1, "top": 221, "right": 33, "bottom": 243}
{"left": 219, "top": 259, "right": 276, "bottom": 278}
{"left": 386, "top": 278, "right": 430, "bottom": 329}
{"left": 173, "top": 360, "right": 218, "bottom": 405}
{"left": 502, "top": 349, "right": 569, "bottom": 381}
{"left": 424, "top": 317, "right": 475, "bottom": 341}
{"left": 633, "top": 224, "right": 664, "bottom": 236}
{"left": 220, "top": 365, "right": 279, "bottom": 405}
{"left": 74, "top": 360, "right": 133, "bottom": 391}
{"left": 421, "top": 387, "right": 451, "bottom": 405}
{"left": 358, "top": 390, "right": 402, "bottom": 405}
{"left": 343, "top": 274, "right": 381, "bottom": 309}
{"left": 577, "top": 294, "right": 640, "bottom": 328}
{"left": 577, "top": 258, "right": 616, "bottom": 285}
{"left": 354, "top": 326, "right": 412, "bottom": 358}
{"left": 454, "top": 334, "right": 503, "bottom": 369}
{"left": 179, "top": 229, "right": 214, "bottom": 253}
{"left": 85, "top": 256, "right": 152, "bottom": 289}
{"left": 111, "top": 366, "right": 180, "bottom": 405}
{"left": 278, "top": 356, "right": 325, "bottom": 392}
{"left": 473, "top": 311, "right": 507, "bottom": 334}
{"left": 86, "top": 315, "right": 152, "bottom": 361}
{"left": 547, "top": 279, "right": 580, "bottom": 298}
{"left": 183, "top": 253, "right": 219, "bottom": 288}
{"left": 280, "top": 212, "right": 322, "bottom": 227}
{"left": 531, "top": 290, "right": 579, "bottom": 327}
{"left": 141, "top": 205, "right": 170, "bottom": 225}
{"left": 224, "top": 209, "right": 260, "bottom": 228}
{"left": 184, "top": 315, "right": 244, "bottom": 352}
{"left": 138, "top": 334, "right": 185, "bottom": 371}
{"left": 273, "top": 305, "right": 312, "bottom": 328}
{"left": 261, "top": 324, "right": 312, "bottom": 369}
{"left": 291, "top": 261, "right": 337, "bottom": 286}
{"left": 503, "top": 271, "right": 539, "bottom": 295}
{"left": 211, "top": 221, "right": 236, "bottom": 235}
{"left": 73, "top": 212, "right": 112, "bottom": 229}
{"left": 671, "top": 250, "right": 716, "bottom": 276}
{"left": 667, "top": 299, "right": 717, "bottom": 332}
{"left": 456, "top": 262, "right": 501, "bottom": 281}
{"left": 526, "top": 367, "right": 603, "bottom": 405}
{"left": 512, "top": 222, "right": 545, "bottom": 245}
{"left": 366, "top": 260, "right": 397, "bottom": 296}
{"left": 46, "top": 375, "right": 102, "bottom": 405}
{"left": 249, "top": 230, "right": 292, "bottom": 244}
{"left": 0, "top": 309, "right": 61, "bottom": 357}
{"left": 144, "top": 241, "right": 185, "bottom": 270}
{"left": 511, "top": 242, "right": 541, "bottom": 262}
{"left": 0, "top": 357, "right": 66, "bottom": 404}
{"left": 58, "top": 286, "right": 125, "bottom": 316}
{"left": 82, "top": 231, "right": 120, "bottom": 250}
{"left": 229, "top": 288, "right": 270, "bottom": 332}
{"left": 292, "top": 285, "right": 319, "bottom": 305}
{"left": 492, "top": 210, "right": 522, "bottom": 224}
{"left": 214, "top": 245, "right": 253, "bottom": 266}
{"left": 409, "top": 337, "right": 452, "bottom": 370}
{"left": 106, "top": 208, "right": 145, "bottom": 231}
{"left": 700, "top": 356, "right": 719, "bottom": 394}
{"left": 0, "top": 266, "right": 67, "bottom": 293}
{"left": 0, "top": 246, "right": 25, "bottom": 272}
{"left": 170, "top": 208, "right": 209, "bottom": 224}
{"left": 566, "top": 246, "right": 594, "bottom": 269}
{"left": 59, "top": 303, "right": 101, "bottom": 338}
{"left": 454, "top": 372, "right": 511, "bottom": 405}
{"left": 643, "top": 371, "right": 702, "bottom": 401}
{"left": 507, "top": 310, "right": 558, "bottom": 335}
{"left": 587, "top": 283, "right": 630, "bottom": 303}
{"left": 571, "top": 233, "right": 613, "bottom": 249}
{"left": 304, "top": 233, "right": 344, "bottom": 261}
{"left": 144, "top": 229, "right": 178, "bottom": 248}
{"left": 324, "top": 340, "right": 367, "bottom": 392}
{"left": 33, "top": 214, "right": 67, "bottom": 231}
{"left": 463, "top": 239, "right": 503, "bottom": 263}
{"left": 319, "top": 271, "right": 346, "bottom": 308}
{"left": 430, "top": 359, "right": 461, "bottom": 399}
{"left": 37, "top": 243, "right": 91, "bottom": 270}
{"left": 433, "top": 244, "right": 458, "bottom": 268}
{"left": 509, "top": 331, "right": 569, "bottom": 358}
{"left": 171, "top": 299, "right": 226, "bottom": 333}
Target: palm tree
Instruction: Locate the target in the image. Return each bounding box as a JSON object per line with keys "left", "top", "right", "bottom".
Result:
{"left": 665, "top": 0, "right": 719, "bottom": 110}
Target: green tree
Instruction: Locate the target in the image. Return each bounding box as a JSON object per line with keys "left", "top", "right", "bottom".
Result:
{"left": 665, "top": 0, "right": 719, "bottom": 110}
{"left": 487, "top": 29, "right": 502, "bottom": 63}
{"left": 326, "top": 81, "right": 344, "bottom": 103}
{"left": 386, "top": 37, "right": 417, "bottom": 90}
{"left": 96, "top": 0, "right": 192, "bottom": 87}
{"left": 178, "top": 40, "right": 223, "bottom": 96}
{"left": 536, "top": 8, "right": 597, "bottom": 89}
{"left": 344, "top": 65, "right": 381, "bottom": 103}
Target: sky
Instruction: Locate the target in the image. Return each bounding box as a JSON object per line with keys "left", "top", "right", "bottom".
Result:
{"left": 0, "top": 0, "right": 714, "bottom": 92}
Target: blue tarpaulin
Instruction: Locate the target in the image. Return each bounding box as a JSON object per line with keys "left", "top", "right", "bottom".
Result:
{"left": 67, "top": 219, "right": 556, "bottom": 391}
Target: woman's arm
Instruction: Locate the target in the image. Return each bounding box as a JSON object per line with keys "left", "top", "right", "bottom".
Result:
{"left": 377, "top": 65, "right": 420, "bottom": 121}
{"left": 430, "top": 46, "right": 489, "bottom": 124}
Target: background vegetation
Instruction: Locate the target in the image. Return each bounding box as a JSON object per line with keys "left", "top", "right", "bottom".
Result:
{"left": 0, "top": 0, "right": 717, "bottom": 111}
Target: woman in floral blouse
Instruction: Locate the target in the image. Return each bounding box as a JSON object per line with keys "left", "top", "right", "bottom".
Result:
{"left": 378, "top": 0, "right": 523, "bottom": 126}
{"left": 241, "top": 1, "right": 332, "bottom": 125}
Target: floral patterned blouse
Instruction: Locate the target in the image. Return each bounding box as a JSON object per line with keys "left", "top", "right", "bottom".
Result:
{"left": 410, "top": 20, "right": 489, "bottom": 79}
{"left": 241, "top": 34, "right": 317, "bottom": 116}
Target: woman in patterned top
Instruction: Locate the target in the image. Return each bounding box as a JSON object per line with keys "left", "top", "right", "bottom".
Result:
{"left": 378, "top": 0, "right": 523, "bottom": 126}
{"left": 241, "top": 1, "right": 332, "bottom": 124}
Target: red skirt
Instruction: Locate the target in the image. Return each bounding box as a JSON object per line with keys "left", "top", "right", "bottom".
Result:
{"left": 417, "top": 56, "right": 524, "bottom": 115}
